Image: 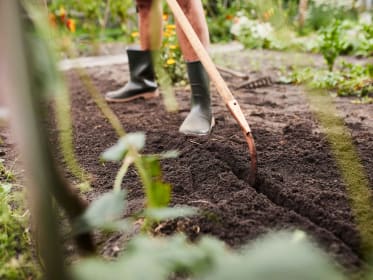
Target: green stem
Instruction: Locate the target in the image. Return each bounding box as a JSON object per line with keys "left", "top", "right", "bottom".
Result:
{"left": 75, "top": 67, "right": 126, "bottom": 137}
{"left": 1, "top": 2, "right": 70, "bottom": 278}
{"left": 55, "top": 86, "right": 91, "bottom": 182}
{"left": 134, "top": 156, "right": 152, "bottom": 202}
{"left": 113, "top": 155, "right": 134, "bottom": 193}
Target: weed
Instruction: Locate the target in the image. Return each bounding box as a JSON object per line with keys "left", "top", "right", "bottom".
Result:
{"left": 0, "top": 184, "right": 40, "bottom": 279}
{"left": 318, "top": 20, "right": 348, "bottom": 71}
{"left": 0, "top": 160, "right": 15, "bottom": 182}
{"left": 281, "top": 62, "right": 373, "bottom": 102}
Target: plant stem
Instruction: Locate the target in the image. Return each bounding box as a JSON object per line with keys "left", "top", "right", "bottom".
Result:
{"left": 298, "top": 0, "right": 308, "bottom": 28}
{"left": 1, "top": 1, "right": 69, "bottom": 278}
{"left": 55, "top": 85, "right": 91, "bottom": 182}
{"left": 113, "top": 155, "right": 134, "bottom": 193}
{"left": 101, "top": 0, "right": 111, "bottom": 33}
{"left": 2, "top": 1, "right": 96, "bottom": 264}
{"left": 75, "top": 66, "right": 126, "bottom": 137}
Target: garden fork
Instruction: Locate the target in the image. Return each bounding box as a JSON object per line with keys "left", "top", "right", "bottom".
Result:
{"left": 166, "top": 0, "right": 257, "bottom": 185}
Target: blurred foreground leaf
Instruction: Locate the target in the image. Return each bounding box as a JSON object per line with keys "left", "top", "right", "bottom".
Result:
{"left": 72, "top": 235, "right": 214, "bottom": 280}
{"left": 72, "top": 231, "right": 346, "bottom": 280}
{"left": 0, "top": 183, "right": 12, "bottom": 194}
{"left": 101, "top": 132, "right": 146, "bottom": 162}
{"left": 202, "top": 231, "right": 346, "bottom": 280}
{"left": 73, "top": 190, "right": 128, "bottom": 234}
{"left": 145, "top": 206, "right": 197, "bottom": 220}
{"left": 139, "top": 156, "right": 170, "bottom": 209}
{"left": 159, "top": 150, "right": 179, "bottom": 159}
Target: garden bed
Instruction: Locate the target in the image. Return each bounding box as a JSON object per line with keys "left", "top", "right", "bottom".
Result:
{"left": 20, "top": 50, "right": 373, "bottom": 271}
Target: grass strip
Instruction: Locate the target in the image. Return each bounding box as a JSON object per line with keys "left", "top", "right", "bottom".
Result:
{"left": 306, "top": 89, "right": 373, "bottom": 258}
{"left": 0, "top": 164, "right": 41, "bottom": 279}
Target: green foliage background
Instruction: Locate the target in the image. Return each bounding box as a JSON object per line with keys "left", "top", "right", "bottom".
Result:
{"left": 48, "top": 0, "right": 136, "bottom": 40}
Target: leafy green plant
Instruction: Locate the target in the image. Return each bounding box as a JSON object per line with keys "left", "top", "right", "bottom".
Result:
{"left": 204, "top": 7, "right": 235, "bottom": 43}
{"left": 230, "top": 12, "right": 274, "bottom": 49}
{"left": 48, "top": 0, "right": 136, "bottom": 42}
{"left": 355, "top": 23, "right": 373, "bottom": 57}
{"left": 337, "top": 62, "right": 373, "bottom": 101}
{"left": 281, "top": 62, "right": 373, "bottom": 103}
{"left": 305, "top": 1, "right": 358, "bottom": 31}
{"left": 71, "top": 231, "right": 349, "bottom": 280}
{"left": 0, "top": 159, "right": 15, "bottom": 182}
{"left": 318, "top": 20, "right": 348, "bottom": 71}
{"left": 202, "top": 0, "right": 254, "bottom": 43}
{"left": 0, "top": 184, "right": 40, "bottom": 279}
{"left": 71, "top": 132, "right": 195, "bottom": 236}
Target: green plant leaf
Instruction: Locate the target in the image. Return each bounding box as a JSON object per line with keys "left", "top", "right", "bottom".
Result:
{"left": 71, "top": 231, "right": 347, "bottom": 280}
{"left": 72, "top": 190, "right": 127, "bottom": 234}
{"left": 159, "top": 150, "right": 179, "bottom": 159}
{"left": 71, "top": 235, "right": 213, "bottom": 280}
{"left": 71, "top": 258, "right": 128, "bottom": 280}
{"left": 0, "top": 183, "right": 12, "bottom": 194}
{"left": 101, "top": 132, "right": 145, "bottom": 161}
{"left": 201, "top": 231, "right": 346, "bottom": 280}
{"left": 277, "top": 76, "right": 293, "bottom": 84}
{"left": 147, "top": 181, "right": 171, "bottom": 209}
{"left": 138, "top": 156, "right": 171, "bottom": 209}
{"left": 145, "top": 206, "right": 197, "bottom": 220}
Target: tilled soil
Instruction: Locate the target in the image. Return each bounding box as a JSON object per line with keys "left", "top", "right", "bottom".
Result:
{"left": 45, "top": 51, "right": 373, "bottom": 271}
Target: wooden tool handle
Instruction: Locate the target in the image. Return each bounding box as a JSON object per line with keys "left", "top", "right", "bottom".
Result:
{"left": 166, "top": 0, "right": 234, "bottom": 103}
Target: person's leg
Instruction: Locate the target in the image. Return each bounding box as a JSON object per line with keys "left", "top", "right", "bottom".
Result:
{"left": 176, "top": 0, "right": 214, "bottom": 135}
{"left": 105, "top": 0, "right": 162, "bottom": 102}
{"left": 138, "top": 0, "right": 163, "bottom": 50}
{"left": 175, "top": 0, "right": 210, "bottom": 61}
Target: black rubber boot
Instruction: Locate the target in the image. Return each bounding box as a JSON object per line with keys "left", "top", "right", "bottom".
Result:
{"left": 105, "top": 49, "right": 158, "bottom": 102}
{"left": 179, "top": 61, "right": 214, "bottom": 136}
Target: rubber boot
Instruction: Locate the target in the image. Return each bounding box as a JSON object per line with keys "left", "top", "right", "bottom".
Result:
{"left": 105, "top": 49, "right": 158, "bottom": 102}
{"left": 179, "top": 61, "right": 214, "bottom": 136}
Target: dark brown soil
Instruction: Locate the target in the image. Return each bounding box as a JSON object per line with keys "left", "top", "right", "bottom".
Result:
{"left": 44, "top": 51, "right": 373, "bottom": 271}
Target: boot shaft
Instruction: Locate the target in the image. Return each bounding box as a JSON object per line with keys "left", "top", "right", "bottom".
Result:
{"left": 105, "top": 49, "right": 158, "bottom": 102}
{"left": 186, "top": 61, "right": 211, "bottom": 108}
{"left": 127, "top": 49, "right": 157, "bottom": 83}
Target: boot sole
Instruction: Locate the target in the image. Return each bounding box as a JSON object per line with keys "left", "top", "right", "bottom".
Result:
{"left": 105, "top": 89, "right": 159, "bottom": 103}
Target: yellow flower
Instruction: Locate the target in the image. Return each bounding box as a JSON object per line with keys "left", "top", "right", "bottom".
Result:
{"left": 131, "top": 31, "right": 139, "bottom": 38}
{"left": 166, "top": 24, "right": 176, "bottom": 30}
{"left": 166, "top": 58, "right": 176, "bottom": 65}
{"left": 59, "top": 6, "right": 66, "bottom": 17}
{"left": 66, "top": 19, "right": 76, "bottom": 33}
{"left": 163, "top": 14, "right": 169, "bottom": 21}
{"left": 169, "top": 45, "right": 177, "bottom": 49}
{"left": 59, "top": 6, "right": 67, "bottom": 22}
